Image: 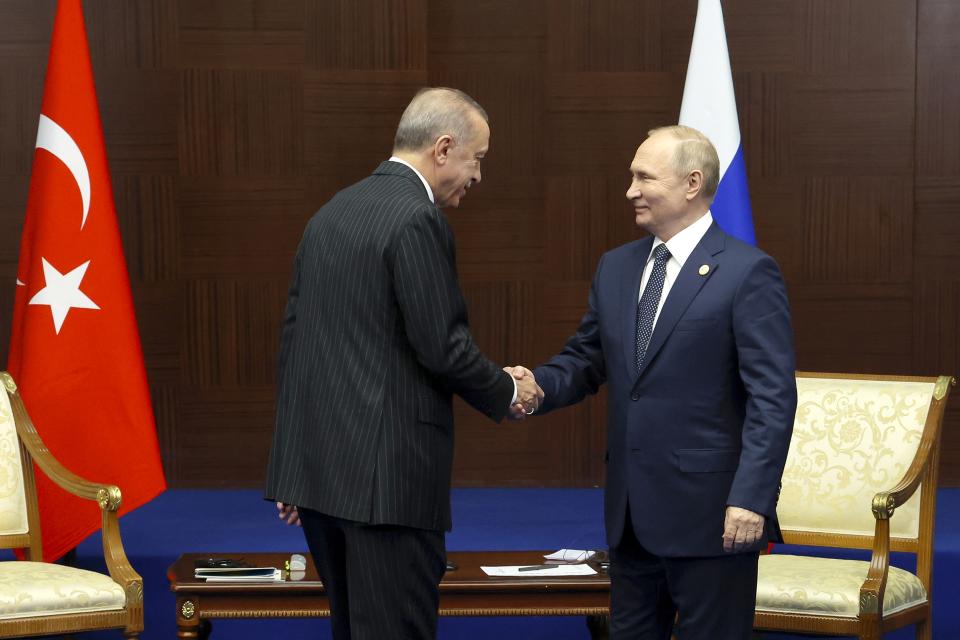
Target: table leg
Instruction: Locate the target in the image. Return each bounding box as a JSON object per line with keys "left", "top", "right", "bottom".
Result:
{"left": 177, "top": 597, "right": 208, "bottom": 639}
{"left": 586, "top": 614, "right": 609, "bottom": 640}
{"left": 176, "top": 618, "right": 210, "bottom": 639}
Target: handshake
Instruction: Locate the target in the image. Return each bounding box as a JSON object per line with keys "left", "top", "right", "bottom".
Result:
{"left": 504, "top": 365, "right": 543, "bottom": 420}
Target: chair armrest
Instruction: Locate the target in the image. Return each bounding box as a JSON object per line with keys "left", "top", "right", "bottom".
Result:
{"left": 873, "top": 376, "right": 955, "bottom": 520}
{"left": 101, "top": 508, "right": 144, "bottom": 607}
{"left": 1, "top": 372, "right": 143, "bottom": 604}
{"left": 3, "top": 374, "right": 122, "bottom": 511}
{"left": 859, "top": 517, "right": 892, "bottom": 619}
{"left": 859, "top": 376, "right": 955, "bottom": 619}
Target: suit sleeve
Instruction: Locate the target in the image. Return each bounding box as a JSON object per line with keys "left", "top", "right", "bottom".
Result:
{"left": 533, "top": 255, "right": 607, "bottom": 414}
{"left": 390, "top": 208, "right": 514, "bottom": 421}
{"left": 727, "top": 255, "right": 797, "bottom": 518}
{"left": 276, "top": 241, "right": 302, "bottom": 389}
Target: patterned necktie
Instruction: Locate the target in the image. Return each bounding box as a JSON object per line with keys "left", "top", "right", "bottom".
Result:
{"left": 635, "top": 243, "right": 671, "bottom": 372}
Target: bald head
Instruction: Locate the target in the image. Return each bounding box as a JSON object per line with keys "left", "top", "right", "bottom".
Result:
{"left": 393, "top": 88, "right": 489, "bottom": 153}
{"left": 647, "top": 125, "right": 720, "bottom": 201}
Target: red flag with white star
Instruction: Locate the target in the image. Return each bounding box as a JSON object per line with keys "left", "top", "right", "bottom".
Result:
{"left": 7, "top": 0, "right": 166, "bottom": 561}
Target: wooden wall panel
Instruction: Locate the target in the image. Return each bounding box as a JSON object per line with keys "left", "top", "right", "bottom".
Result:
{"left": 85, "top": 0, "right": 175, "bottom": 69}
{"left": 310, "top": 0, "right": 427, "bottom": 70}
{"left": 547, "top": 0, "right": 664, "bottom": 72}
{"left": 177, "top": 0, "right": 305, "bottom": 69}
{"left": 799, "top": 177, "right": 913, "bottom": 282}
{"left": 796, "top": 0, "right": 915, "bottom": 75}
{"left": 0, "top": 0, "right": 957, "bottom": 487}
{"left": 916, "top": 0, "right": 960, "bottom": 483}
{"left": 303, "top": 71, "right": 425, "bottom": 181}
{"left": 179, "top": 69, "right": 303, "bottom": 176}
{"left": 543, "top": 73, "right": 681, "bottom": 178}
{"left": 429, "top": 0, "right": 544, "bottom": 72}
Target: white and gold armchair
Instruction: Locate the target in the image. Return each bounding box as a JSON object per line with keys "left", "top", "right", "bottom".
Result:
{"left": 0, "top": 371, "right": 143, "bottom": 638}
{"left": 754, "top": 372, "right": 954, "bottom": 640}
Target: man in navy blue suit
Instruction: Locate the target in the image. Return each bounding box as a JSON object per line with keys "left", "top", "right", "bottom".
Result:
{"left": 512, "top": 125, "right": 797, "bottom": 639}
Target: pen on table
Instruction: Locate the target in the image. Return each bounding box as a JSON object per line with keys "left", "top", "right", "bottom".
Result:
{"left": 517, "top": 564, "right": 559, "bottom": 572}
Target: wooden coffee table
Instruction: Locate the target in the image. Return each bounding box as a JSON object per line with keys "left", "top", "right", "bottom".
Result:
{"left": 168, "top": 551, "right": 610, "bottom": 639}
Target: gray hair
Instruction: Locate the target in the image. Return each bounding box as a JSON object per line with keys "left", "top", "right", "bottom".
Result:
{"left": 647, "top": 125, "right": 720, "bottom": 200}
{"left": 394, "top": 87, "right": 489, "bottom": 152}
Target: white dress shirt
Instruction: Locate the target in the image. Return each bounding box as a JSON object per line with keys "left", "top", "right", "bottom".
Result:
{"left": 389, "top": 156, "right": 434, "bottom": 203}
{"left": 638, "top": 211, "right": 714, "bottom": 331}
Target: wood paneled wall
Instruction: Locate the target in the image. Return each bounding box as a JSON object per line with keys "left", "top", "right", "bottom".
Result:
{"left": 1, "top": 1, "right": 958, "bottom": 487}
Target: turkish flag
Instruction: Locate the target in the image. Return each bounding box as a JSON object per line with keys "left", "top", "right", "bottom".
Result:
{"left": 7, "top": 0, "right": 166, "bottom": 561}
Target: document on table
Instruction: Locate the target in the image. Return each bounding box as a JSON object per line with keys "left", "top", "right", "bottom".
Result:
{"left": 481, "top": 564, "right": 597, "bottom": 577}
{"left": 195, "top": 567, "right": 283, "bottom": 582}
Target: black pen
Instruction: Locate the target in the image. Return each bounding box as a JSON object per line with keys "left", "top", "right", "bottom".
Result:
{"left": 517, "top": 564, "right": 559, "bottom": 572}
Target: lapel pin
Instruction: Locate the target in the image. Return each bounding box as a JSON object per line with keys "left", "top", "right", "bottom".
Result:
{"left": 698, "top": 264, "right": 710, "bottom": 276}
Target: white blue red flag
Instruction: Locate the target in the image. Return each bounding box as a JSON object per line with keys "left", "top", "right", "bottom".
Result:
{"left": 679, "top": 0, "right": 756, "bottom": 245}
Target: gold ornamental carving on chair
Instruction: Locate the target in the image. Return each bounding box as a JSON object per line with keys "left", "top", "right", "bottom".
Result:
{"left": 97, "top": 486, "right": 122, "bottom": 511}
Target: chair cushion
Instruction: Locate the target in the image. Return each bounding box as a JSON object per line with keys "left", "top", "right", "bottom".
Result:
{"left": 0, "top": 561, "right": 125, "bottom": 620}
{"left": 756, "top": 554, "right": 927, "bottom": 618}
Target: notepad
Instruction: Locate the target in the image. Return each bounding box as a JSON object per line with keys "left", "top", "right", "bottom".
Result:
{"left": 194, "top": 567, "right": 282, "bottom": 582}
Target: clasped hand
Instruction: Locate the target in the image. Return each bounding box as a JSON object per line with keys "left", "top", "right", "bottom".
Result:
{"left": 503, "top": 365, "right": 544, "bottom": 419}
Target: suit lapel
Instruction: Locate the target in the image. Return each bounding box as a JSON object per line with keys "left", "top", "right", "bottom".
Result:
{"left": 621, "top": 236, "right": 654, "bottom": 384}
{"left": 635, "top": 223, "right": 726, "bottom": 380}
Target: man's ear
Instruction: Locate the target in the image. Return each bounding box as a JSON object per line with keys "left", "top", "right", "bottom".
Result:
{"left": 434, "top": 135, "right": 454, "bottom": 165}
{"left": 686, "top": 170, "right": 703, "bottom": 201}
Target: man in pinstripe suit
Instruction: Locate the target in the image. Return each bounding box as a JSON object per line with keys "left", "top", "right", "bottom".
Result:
{"left": 264, "top": 88, "right": 543, "bottom": 640}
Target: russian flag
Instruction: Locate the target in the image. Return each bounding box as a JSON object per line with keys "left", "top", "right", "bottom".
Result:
{"left": 679, "top": 0, "right": 755, "bottom": 245}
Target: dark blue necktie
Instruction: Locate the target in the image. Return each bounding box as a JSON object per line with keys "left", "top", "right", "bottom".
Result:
{"left": 635, "top": 244, "right": 671, "bottom": 372}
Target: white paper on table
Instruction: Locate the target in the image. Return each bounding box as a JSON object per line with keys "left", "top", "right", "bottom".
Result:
{"left": 201, "top": 568, "right": 284, "bottom": 582}
{"left": 543, "top": 549, "right": 596, "bottom": 562}
{"left": 481, "top": 564, "right": 597, "bottom": 577}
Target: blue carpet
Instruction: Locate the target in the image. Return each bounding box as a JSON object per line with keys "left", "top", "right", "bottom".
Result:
{"left": 53, "top": 488, "right": 959, "bottom": 639}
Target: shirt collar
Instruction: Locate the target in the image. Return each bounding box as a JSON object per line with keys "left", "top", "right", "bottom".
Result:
{"left": 388, "top": 156, "right": 434, "bottom": 203}
{"left": 652, "top": 211, "right": 714, "bottom": 267}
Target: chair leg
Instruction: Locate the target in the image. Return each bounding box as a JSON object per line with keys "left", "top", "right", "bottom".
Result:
{"left": 123, "top": 633, "right": 140, "bottom": 639}
{"left": 860, "top": 621, "right": 882, "bottom": 640}
{"left": 916, "top": 617, "right": 931, "bottom": 640}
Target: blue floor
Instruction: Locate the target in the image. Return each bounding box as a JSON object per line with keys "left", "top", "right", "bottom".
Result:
{"left": 59, "top": 488, "right": 959, "bottom": 639}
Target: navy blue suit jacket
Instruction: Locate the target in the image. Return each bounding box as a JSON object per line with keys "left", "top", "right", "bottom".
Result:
{"left": 534, "top": 222, "right": 797, "bottom": 557}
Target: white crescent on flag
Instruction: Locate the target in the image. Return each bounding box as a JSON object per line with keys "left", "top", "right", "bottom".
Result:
{"left": 35, "top": 114, "right": 91, "bottom": 230}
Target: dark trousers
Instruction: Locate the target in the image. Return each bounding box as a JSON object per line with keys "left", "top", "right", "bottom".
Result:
{"left": 299, "top": 508, "right": 446, "bottom": 640}
{"left": 609, "top": 512, "right": 758, "bottom": 640}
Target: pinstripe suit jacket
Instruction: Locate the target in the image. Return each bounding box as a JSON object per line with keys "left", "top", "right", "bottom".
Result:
{"left": 265, "top": 161, "right": 514, "bottom": 532}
